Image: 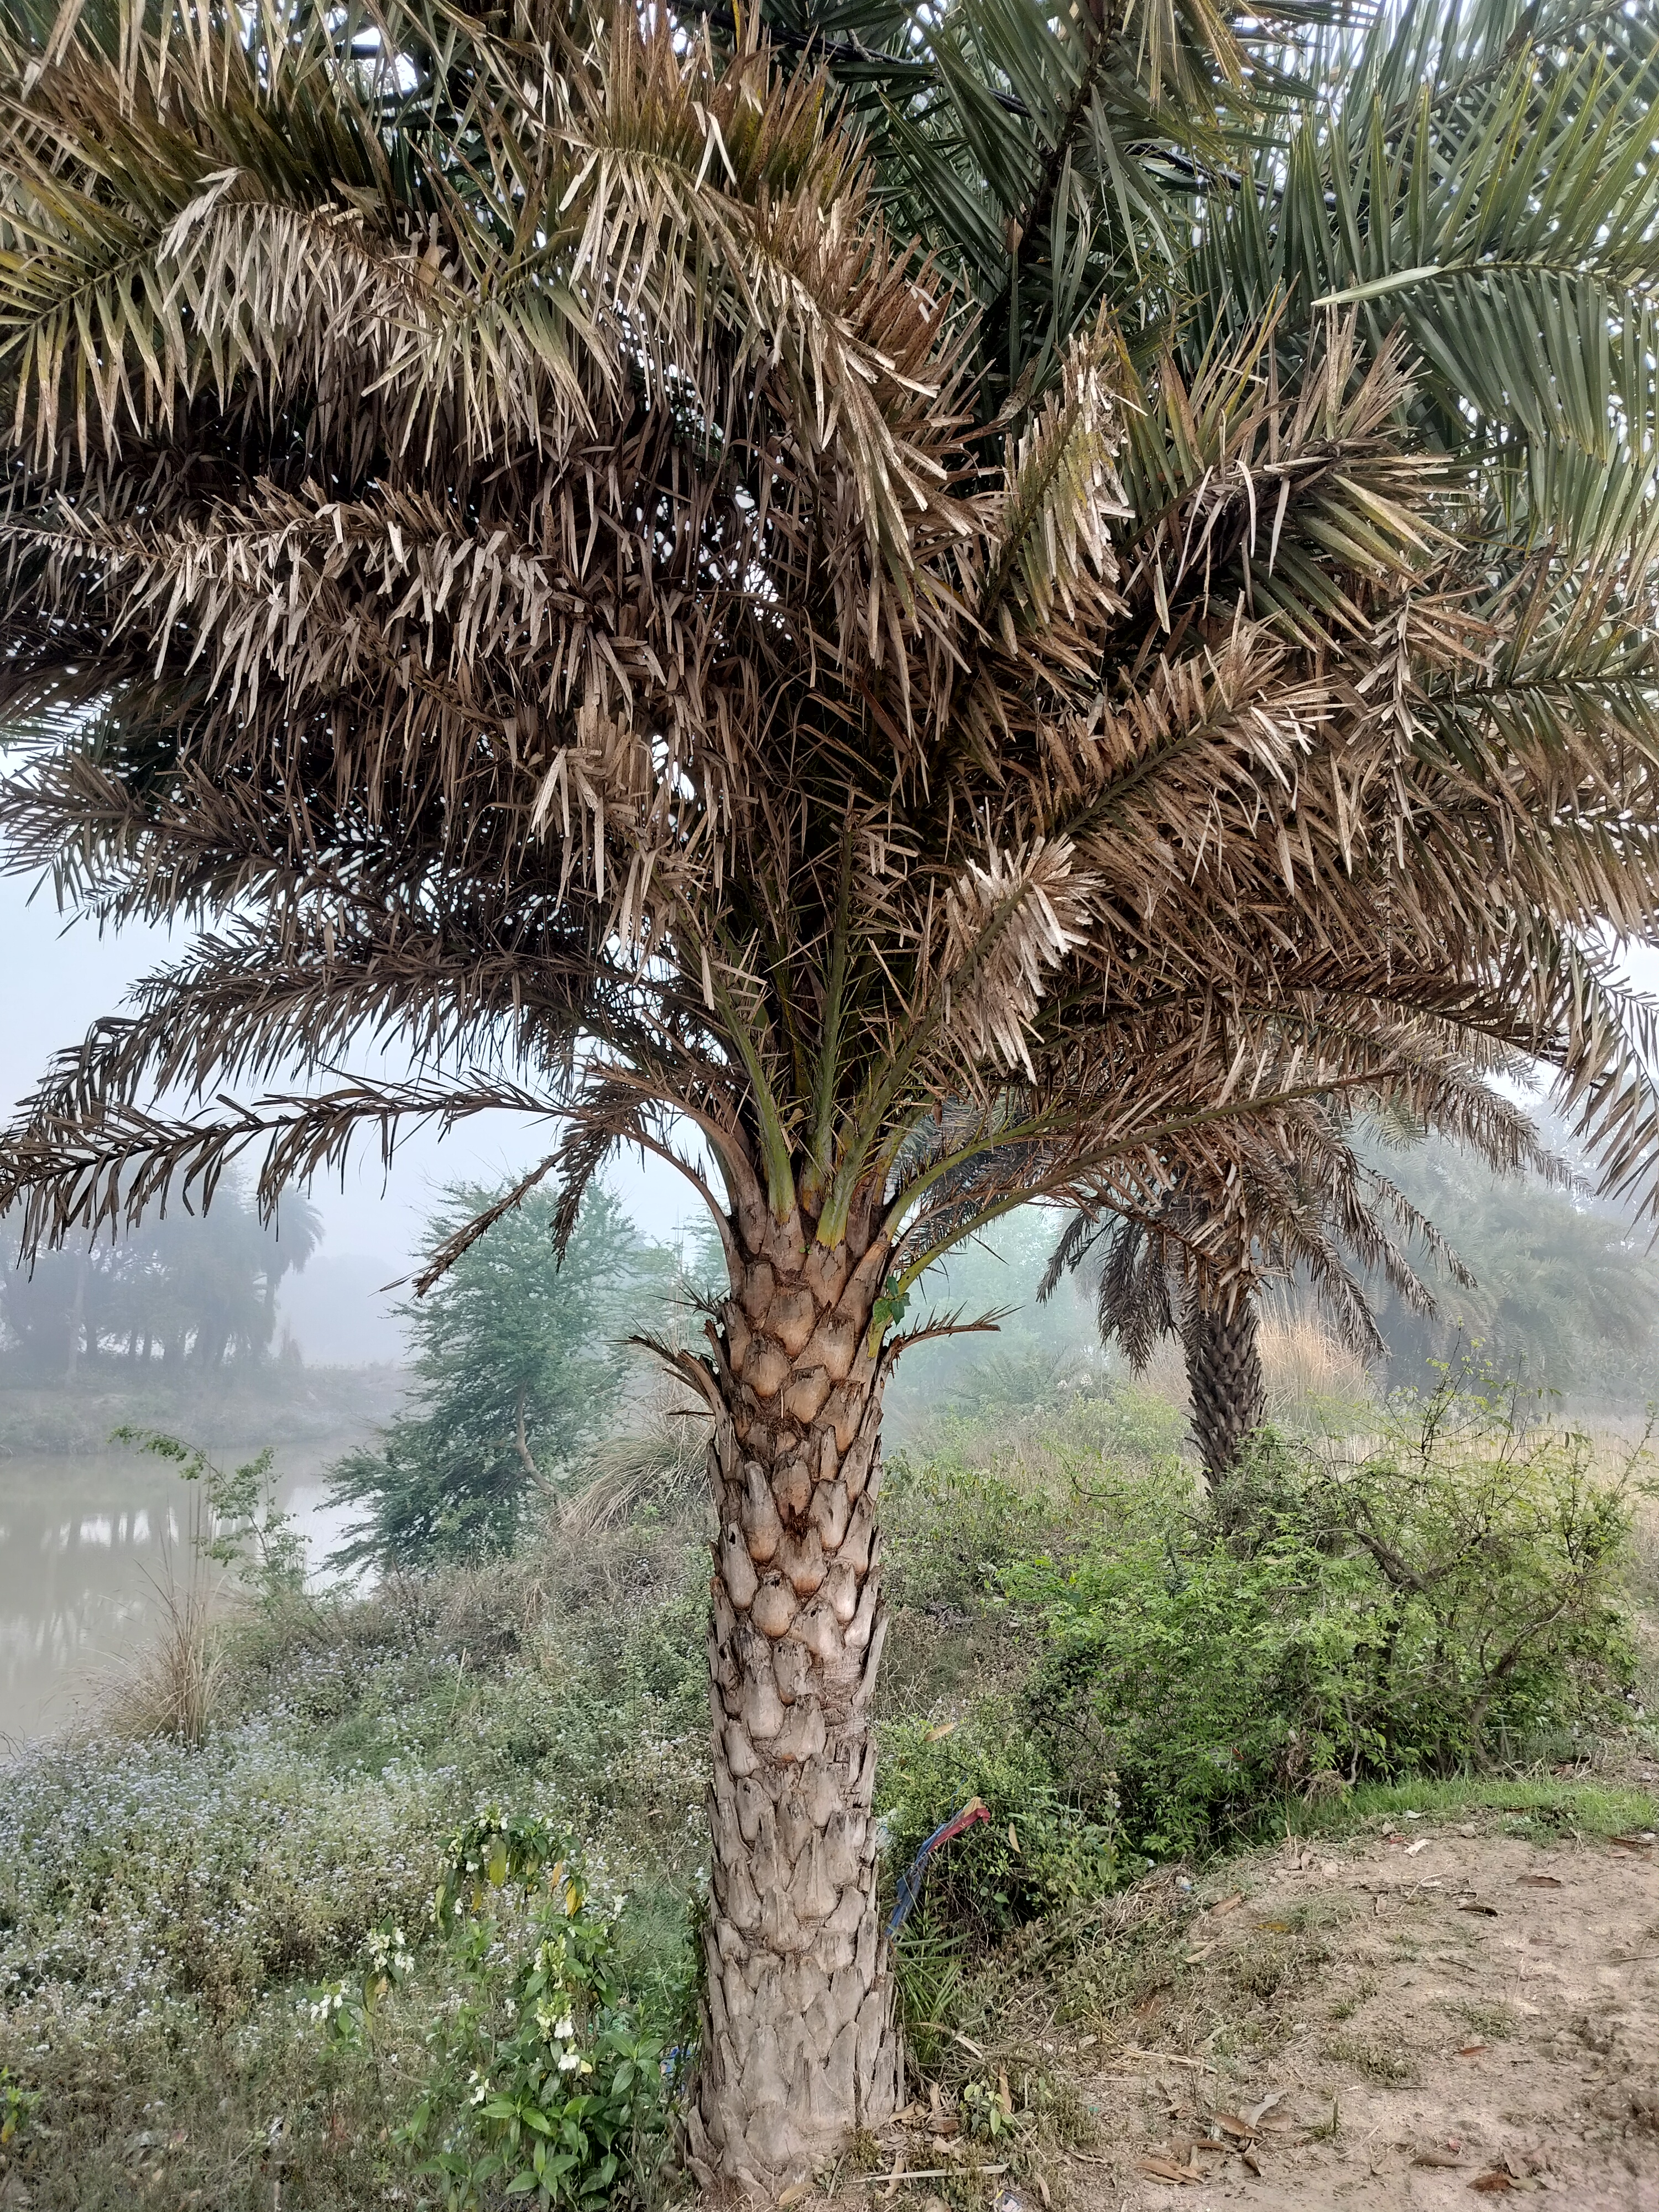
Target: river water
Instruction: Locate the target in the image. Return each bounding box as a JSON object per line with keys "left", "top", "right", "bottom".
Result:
{"left": 0, "top": 1436, "right": 367, "bottom": 1752}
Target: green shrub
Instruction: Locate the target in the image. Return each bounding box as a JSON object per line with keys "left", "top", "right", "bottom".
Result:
{"left": 884, "top": 1453, "right": 1063, "bottom": 1616}
{"left": 1019, "top": 1506, "right": 1376, "bottom": 1857}
{"left": 1014, "top": 1380, "right": 1642, "bottom": 1856}
{"left": 0, "top": 2066, "right": 39, "bottom": 2153}
{"left": 1312, "top": 1374, "right": 1642, "bottom": 1768}
{"left": 877, "top": 1710, "right": 1117, "bottom": 1941}
{"left": 883, "top": 1383, "right": 1190, "bottom": 1619}
{"left": 388, "top": 1813, "right": 692, "bottom": 2212}
{"left": 112, "top": 1428, "right": 306, "bottom": 1606}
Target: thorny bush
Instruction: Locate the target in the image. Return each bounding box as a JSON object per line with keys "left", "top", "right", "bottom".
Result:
{"left": 1019, "top": 1369, "right": 1645, "bottom": 1855}
{"left": 878, "top": 1711, "right": 1117, "bottom": 1939}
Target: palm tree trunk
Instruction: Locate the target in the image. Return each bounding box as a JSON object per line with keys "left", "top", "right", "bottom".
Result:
{"left": 1184, "top": 1290, "right": 1266, "bottom": 1483}
{"left": 686, "top": 1212, "right": 901, "bottom": 2194}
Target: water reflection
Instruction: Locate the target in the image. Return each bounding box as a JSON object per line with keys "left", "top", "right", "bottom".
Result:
{"left": 1, "top": 1441, "right": 367, "bottom": 1751}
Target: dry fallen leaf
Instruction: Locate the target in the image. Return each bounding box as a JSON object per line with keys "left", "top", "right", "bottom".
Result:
{"left": 1243, "top": 2089, "right": 1287, "bottom": 2127}
{"left": 1241, "top": 2147, "right": 1262, "bottom": 2176}
{"left": 776, "top": 2186, "right": 812, "bottom": 2209}
{"left": 1211, "top": 1892, "right": 1244, "bottom": 1916}
{"left": 1137, "top": 2155, "right": 1201, "bottom": 2184}
{"left": 1183, "top": 1943, "right": 1217, "bottom": 1965}
{"left": 922, "top": 1721, "right": 958, "bottom": 1743}
{"left": 1214, "top": 2114, "right": 1255, "bottom": 2142}
{"left": 1405, "top": 1838, "right": 1431, "bottom": 1856}
{"left": 1008, "top": 1823, "right": 1020, "bottom": 1854}
{"left": 1516, "top": 1874, "right": 1562, "bottom": 1888}
{"left": 1469, "top": 2172, "right": 1514, "bottom": 2194}
{"left": 1609, "top": 1834, "right": 1656, "bottom": 1851}
{"left": 1459, "top": 1900, "right": 1500, "bottom": 1917}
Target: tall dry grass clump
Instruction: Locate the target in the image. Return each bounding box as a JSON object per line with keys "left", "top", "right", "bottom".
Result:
{"left": 108, "top": 1547, "right": 223, "bottom": 1747}
{"left": 106, "top": 1473, "right": 230, "bottom": 1747}
{"left": 1260, "top": 1305, "right": 1374, "bottom": 1422}
{"left": 561, "top": 1390, "right": 709, "bottom": 1538}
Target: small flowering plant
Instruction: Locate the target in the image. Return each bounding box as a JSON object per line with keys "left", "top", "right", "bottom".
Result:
{"left": 405, "top": 1812, "right": 685, "bottom": 2209}
{"left": 431, "top": 1807, "right": 572, "bottom": 1930}
{"left": 0, "top": 2067, "right": 40, "bottom": 2154}
{"left": 308, "top": 1914, "right": 418, "bottom": 2049}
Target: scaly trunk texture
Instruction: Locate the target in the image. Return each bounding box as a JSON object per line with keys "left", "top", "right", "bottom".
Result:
{"left": 1184, "top": 1291, "right": 1266, "bottom": 1483}
{"left": 686, "top": 1209, "right": 901, "bottom": 2197}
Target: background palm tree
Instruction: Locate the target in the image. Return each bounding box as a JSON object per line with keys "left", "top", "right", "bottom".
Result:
{"left": 1040, "top": 1108, "right": 1495, "bottom": 1478}
{"left": 4, "top": 0, "right": 1659, "bottom": 2187}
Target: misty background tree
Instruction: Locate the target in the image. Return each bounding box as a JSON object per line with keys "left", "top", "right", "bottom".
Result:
{"left": 1, "top": 1185, "right": 320, "bottom": 1379}
{"left": 327, "top": 1184, "right": 671, "bottom": 1571}
{"left": 7, "top": 1, "right": 1659, "bottom": 2191}
{"left": 1364, "top": 1134, "right": 1659, "bottom": 1401}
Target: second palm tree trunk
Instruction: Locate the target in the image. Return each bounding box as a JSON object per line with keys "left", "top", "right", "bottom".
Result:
{"left": 1183, "top": 1290, "right": 1266, "bottom": 1483}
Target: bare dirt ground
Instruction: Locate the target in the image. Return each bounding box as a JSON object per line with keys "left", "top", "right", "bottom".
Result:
{"left": 1062, "top": 1822, "right": 1659, "bottom": 2209}
{"left": 793, "top": 1810, "right": 1659, "bottom": 2212}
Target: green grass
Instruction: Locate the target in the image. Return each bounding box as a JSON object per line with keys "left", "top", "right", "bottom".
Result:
{"left": 1280, "top": 1775, "right": 1657, "bottom": 1840}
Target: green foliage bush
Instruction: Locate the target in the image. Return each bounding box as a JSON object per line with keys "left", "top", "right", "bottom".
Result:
{"left": 1019, "top": 1475, "right": 1379, "bottom": 1856}
{"left": 885, "top": 1452, "right": 1065, "bottom": 1616}
{"left": 883, "top": 1382, "right": 1186, "bottom": 1616}
{"left": 0, "top": 2065, "right": 39, "bottom": 2153}
{"left": 1017, "top": 1376, "right": 1643, "bottom": 1856}
{"left": 877, "top": 1710, "right": 1116, "bottom": 1939}
{"left": 113, "top": 1426, "right": 306, "bottom": 1606}
{"left": 384, "top": 1812, "right": 690, "bottom": 2211}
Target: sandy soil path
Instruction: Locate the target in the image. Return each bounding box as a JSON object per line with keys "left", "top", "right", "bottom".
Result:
{"left": 770, "top": 1818, "right": 1659, "bottom": 2211}
{"left": 1050, "top": 1824, "right": 1658, "bottom": 2208}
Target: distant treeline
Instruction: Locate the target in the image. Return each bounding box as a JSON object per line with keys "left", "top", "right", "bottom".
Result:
{"left": 0, "top": 1187, "right": 321, "bottom": 1381}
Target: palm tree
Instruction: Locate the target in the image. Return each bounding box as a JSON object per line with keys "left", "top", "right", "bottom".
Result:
{"left": 1040, "top": 1105, "right": 1506, "bottom": 1479}
{"left": 3, "top": 1, "right": 1659, "bottom": 2187}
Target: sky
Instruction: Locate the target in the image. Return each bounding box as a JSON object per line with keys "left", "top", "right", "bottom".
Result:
{"left": 0, "top": 871, "right": 694, "bottom": 1361}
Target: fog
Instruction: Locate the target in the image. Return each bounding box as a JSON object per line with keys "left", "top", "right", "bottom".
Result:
{"left": 0, "top": 874, "right": 692, "bottom": 1365}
